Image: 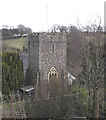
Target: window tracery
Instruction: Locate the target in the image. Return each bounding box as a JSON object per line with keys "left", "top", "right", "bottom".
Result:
{"left": 48, "top": 67, "right": 58, "bottom": 81}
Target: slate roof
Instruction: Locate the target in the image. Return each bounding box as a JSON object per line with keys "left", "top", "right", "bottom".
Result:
{"left": 20, "top": 86, "right": 35, "bottom": 92}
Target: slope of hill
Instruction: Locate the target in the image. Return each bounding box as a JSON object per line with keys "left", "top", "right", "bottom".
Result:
{"left": 2, "top": 37, "right": 28, "bottom": 53}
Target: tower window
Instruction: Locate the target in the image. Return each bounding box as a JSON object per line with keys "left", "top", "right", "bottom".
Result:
{"left": 52, "top": 73, "right": 54, "bottom": 76}
{"left": 52, "top": 45, "right": 55, "bottom": 53}
{"left": 55, "top": 73, "right": 57, "bottom": 77}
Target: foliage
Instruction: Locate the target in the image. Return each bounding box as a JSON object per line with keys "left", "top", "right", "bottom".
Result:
{"left": 66, "top": 26, "right": 84, "bottom": 76}
{"left": 76, "top": 38, "right": 104, "bottom": 118}
{"left": 1, "top": 24, "right": 32, "bottom": 39}
{"left": 2, "top": 51, "right": 24, "bottom": 95}
{"left": 2, "top": 28, "right": 19, "bottom": 39}
{"left": 67, "top": 85, "right": 88, "bottom": 117}
{"left": 2, "top": 92, "right": 26, "bottom": 119}
{"left": 22, "top": 46, "right": 28, "bottom": 53}
{"left": 48, "top": 76, "right": 62, "bottom": 97}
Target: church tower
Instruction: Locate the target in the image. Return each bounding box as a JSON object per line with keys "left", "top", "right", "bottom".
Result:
{"left": 28, "top": 32, "right": 67, "bottom": 87}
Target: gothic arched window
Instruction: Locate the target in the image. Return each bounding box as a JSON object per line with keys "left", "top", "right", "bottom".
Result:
{"left": 48, "top": 67, "right": 58, "bottom": 81}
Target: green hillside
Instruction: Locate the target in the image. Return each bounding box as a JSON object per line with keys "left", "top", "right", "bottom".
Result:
{"left": 2, "top": 37, "right": 28, "bottom": 53}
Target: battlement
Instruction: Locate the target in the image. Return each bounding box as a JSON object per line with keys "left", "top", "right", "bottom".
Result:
{"left": 29, "top": 32, "right": 67, "bottom": 42}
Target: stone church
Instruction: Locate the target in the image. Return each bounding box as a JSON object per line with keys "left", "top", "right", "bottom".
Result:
{"left": 28, "top": 32, "right": 68, "bottom": 87}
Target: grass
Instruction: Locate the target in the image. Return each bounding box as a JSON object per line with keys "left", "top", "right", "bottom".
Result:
{"left": 2, "top": 37, "right": 28, "bottom": 53}
{"left": 2, "top": 99, "right": 25, "bottom": 110}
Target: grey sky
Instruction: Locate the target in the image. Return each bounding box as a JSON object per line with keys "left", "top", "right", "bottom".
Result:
{"left": 0, "top": 0, "right": 105, "bottom": 32}
{"left": 104, "top": 1, "right": 106, "bottom": 26}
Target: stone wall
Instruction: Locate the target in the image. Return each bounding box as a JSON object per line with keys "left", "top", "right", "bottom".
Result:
{"left": 28, "top": 33, "right": 39, "bottom": 85}
{"left": 39, "top": 32, "right": 67, "bottom": 83}
{"left": 28, "top": 32, "right": 67, "bottom": 86}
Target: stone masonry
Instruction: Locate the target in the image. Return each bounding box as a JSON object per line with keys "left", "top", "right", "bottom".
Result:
{"left": 28, "top": 32, "right": 67, "bottom": 86}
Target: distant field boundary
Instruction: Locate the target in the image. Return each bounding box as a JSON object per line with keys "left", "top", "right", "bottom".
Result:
{"left": 2, "top": 36, "right": 27, "bottom": 40}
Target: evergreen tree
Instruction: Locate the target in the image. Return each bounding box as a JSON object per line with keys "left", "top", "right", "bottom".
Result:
{"left": 2, "top": 51, "right": 24, "bottom": 95}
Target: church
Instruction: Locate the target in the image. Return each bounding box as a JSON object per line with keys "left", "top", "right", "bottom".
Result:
{"left": 28, "top": 32, "right": 68, "bottom": 86}
{"left": 20, "top": 32, "right": 76, "bottom": 98}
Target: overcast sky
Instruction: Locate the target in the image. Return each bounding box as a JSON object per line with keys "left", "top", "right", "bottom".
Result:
{"left": 0, "top": 0, "right": 105, "bottom": 32}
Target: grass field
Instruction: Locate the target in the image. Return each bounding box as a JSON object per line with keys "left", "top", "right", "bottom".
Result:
{"left": 2, "top": 37, "right": 28, "bottom": 53}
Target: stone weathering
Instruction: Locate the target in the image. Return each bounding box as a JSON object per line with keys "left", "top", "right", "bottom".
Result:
{"left": 28, "top": 32, "right": 68, "bottom": 87}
